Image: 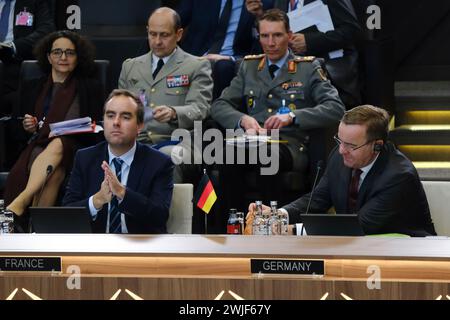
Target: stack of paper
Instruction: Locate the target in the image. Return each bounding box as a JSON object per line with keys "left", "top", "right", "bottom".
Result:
{"left": 49, "top": 117, "right": 103, "bottom": 137}
{"left": 287, "top": 1, "right": 344, "bottom": 59}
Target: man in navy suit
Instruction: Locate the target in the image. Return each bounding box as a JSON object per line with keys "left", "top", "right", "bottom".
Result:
{"left": 63, "top": 89, "right": 174, "bottom": 234}
{"left": 176, "top": 0, "right": 272, "bottom": 99}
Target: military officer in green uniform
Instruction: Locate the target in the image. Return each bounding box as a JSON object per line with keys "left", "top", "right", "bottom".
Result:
{"left": 210, "top": 9, "right": 345, "bottom": 226}
{"left": 211, "top": 8, "right": 345, "bottom": 172}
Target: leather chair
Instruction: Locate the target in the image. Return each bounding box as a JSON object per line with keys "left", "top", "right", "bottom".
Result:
{"left": 0, "top": 60, "right": 3, "bottom": 102}
{"left": 167, "top": 183, "right": 193, "bottom": 234}
{"left": 18, "top": 59, "right": 111, "bottom": 99}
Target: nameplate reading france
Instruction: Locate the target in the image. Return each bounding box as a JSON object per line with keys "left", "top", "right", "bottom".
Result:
{"left": 0, "top": 257, "right": 62, "bottom": 272}
{"left": 251, "top": 259, "right": 324, "bottom": 275}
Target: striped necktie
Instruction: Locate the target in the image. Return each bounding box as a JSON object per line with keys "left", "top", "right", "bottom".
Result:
{"left": 109, "top": 157, "right": 124, "bottom": 233}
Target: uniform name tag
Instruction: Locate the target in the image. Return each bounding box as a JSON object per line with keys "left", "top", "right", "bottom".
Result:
{"left": 166, "top": 75, "right": 190, "bottom": 88}
{"left": 251, "top": 259, "right": 324, "bottom": 275}
{"left": 16, "top": 11, "right": 34, "bottom": 27}
{"left": 0, "top": 257, "right": 62, "bottom": 272}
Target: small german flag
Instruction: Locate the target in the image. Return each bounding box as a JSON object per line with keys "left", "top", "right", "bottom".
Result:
{"left": 193, "top": 171, "right": 217, "bottom": 214}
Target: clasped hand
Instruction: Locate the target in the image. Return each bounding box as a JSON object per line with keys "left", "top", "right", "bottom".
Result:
{"left": 241, "top": 114, "right": 293, "bottom": 134}
{"left": 93, "top": 161, "right": 126, "bottom": 209}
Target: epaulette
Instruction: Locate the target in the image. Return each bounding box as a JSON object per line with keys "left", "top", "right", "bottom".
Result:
{"left": 244, "top": 54, "right": 265, "bottom": 60}
{"left": 293, "top": 56, "right": 316, "bottom": 63}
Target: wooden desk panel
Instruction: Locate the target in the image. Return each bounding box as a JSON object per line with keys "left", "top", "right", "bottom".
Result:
{"left": 1, "top": 234, "right": 450, "bottom": 300}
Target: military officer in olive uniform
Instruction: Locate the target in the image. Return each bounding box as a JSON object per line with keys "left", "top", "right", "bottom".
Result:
{"left": 209, "top": 9, "right": 345, "bottom": 229}
{"left": 118, "top": 7, "right": 213, "bottom": 146}
{"left": 118, "top": 7, "right": 213, "bottom": 182}
{"left": 211, "top": 8, "right": 345, "bottom": 172}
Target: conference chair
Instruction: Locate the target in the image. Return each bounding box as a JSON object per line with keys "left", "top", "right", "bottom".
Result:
{"left": 421, "top": 180, "right": 450, "bottom": 236}
{"left": 167, "top": 183, "right": 194, "bottom": 234}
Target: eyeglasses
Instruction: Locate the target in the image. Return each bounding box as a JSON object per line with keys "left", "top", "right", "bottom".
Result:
{"left": 334, "top": 134, "right": 372, "bottom": 151}
{"left": 49, "top": 48, "right": 77, "bottom": 58}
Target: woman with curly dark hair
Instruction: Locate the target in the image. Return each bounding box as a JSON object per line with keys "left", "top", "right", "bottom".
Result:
{"left": 5, "top": 30, "right": 104, "bottom": 222}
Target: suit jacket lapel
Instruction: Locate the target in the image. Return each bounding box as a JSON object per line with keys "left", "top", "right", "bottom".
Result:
{"left": 136, "top": 53, "right": 153, "bottom": 88}
{"left": 267, "top": 52, "right": 295, "bottom": 91}
{"left": 357, "top": 151, "right": 387, "bottom": 207}
{"left": 153, "top": 48, "right": 184, "bottom": 85}
{"left": 125, "top": 143, "right": 143, "bottom": 192}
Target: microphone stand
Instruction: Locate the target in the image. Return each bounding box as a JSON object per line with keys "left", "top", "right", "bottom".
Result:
{"left": 301, "top": 160, "right": 324, "bottom": 236}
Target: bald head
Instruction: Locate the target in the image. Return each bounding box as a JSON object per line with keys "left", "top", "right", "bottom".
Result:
{"left": 148, "top": 7, "right": 181, "bottom": 32}
{"left": 147, "top": 7, "right": 183, "bottom": 58}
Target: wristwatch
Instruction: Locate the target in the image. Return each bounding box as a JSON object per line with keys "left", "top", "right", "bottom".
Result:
{"left": 288, "top": 111, "right": 296, "bottom": 122}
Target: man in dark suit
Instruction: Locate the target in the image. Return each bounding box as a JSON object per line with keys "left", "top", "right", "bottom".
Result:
{"left": 176, "top": 0, "right": 272, "bottom": 99}
{"left": 246, "top": 0, "right": 362, "bottom": 109}
{"left": 246, "top": 105, "right": 437, "bottom": 237}
{"left": 0, "top": 0, "right": 54, "bottom": 115}
{"left": 63, "top": 89, "right": 174, "bottom": 234}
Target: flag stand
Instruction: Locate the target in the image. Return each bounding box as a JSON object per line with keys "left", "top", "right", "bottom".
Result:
{"left": 204, "top": 169, "right": 208, "bottom": 234}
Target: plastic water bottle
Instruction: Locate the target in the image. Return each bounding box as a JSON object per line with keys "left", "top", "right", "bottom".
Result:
{"left": 252, "top": 201, "right": 267, "bottom": 235}
{"left": 279, "top": 209, "right": 289, "bottom": 235}
{"left": 268, "top": 201, "right": 280, "bottom": 235}
{"left": 0, "top": 200, "right": 14, "bottom": 234}
{"left": 277, "top": 99, "right": 290, "bottom": 115}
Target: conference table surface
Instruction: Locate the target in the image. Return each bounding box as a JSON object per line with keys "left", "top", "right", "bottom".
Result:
{"left": 0, "top": 233, "right": 449, "bottom": 261}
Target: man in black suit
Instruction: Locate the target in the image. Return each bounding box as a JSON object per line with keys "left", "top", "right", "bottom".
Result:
{"left": 0, "top": 0, "right": 54, "bottom": 115}
{"left": 247, "top": 105, "right": 437, "bottom": 237}
{"left": 246, "top": 0, "right": 362, "bottom": 109}
{"left": 63, "top": 89, "right": 174, "bottom": 234}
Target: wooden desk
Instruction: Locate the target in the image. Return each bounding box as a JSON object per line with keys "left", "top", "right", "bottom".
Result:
{"left": 0, "top": 234, "right": 449, "bottom": 300}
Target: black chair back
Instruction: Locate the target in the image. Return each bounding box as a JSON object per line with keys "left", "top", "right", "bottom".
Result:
{"left": 18, "top": 59, "right": 111, "bottom": 102}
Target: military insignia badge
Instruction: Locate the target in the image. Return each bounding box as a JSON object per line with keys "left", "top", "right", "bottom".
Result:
{"left": 317, "top": 68, "right": 328, "bottom": 81}
{"left": 247, "top": 97, "right": 255, "bottom": 109}
{"left": 282, "top": 82, "right": 303, "bottom": 90}
{"left": 288, "top": 60, "right": 297, "bottom": 73}
{"left": 166, "top": 75, "right": 190, "bottom": 88}
{"left": 257, "top": 56, "right": 266, "bottom": 71}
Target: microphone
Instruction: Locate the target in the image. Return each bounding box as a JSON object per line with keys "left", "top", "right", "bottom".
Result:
{"left": 301, "top": 160, "right": 324, "bottom": 235}
{"left": 29, "top": 165, "right": 53, "bottom": 232}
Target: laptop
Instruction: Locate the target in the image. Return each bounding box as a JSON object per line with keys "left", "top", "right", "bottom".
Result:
{"left": 29, "top": 207, "right": 92, "bottom": 233}
{"left": 300, "top": 214, "right": 365, "bottom": 236}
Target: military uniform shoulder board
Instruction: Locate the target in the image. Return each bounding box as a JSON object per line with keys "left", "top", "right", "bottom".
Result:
{"left": 244, "top": 54, "right": 265, "bottom": 60}
{"left": 294, "top": 56, "right": 316, "bottom": 63}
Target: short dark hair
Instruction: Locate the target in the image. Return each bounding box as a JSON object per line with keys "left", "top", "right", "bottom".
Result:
{"left": 104, "top": 89, "right": 144, "bottom": 124}
{"left": 341, "top": 105, "right": 390, "bottom": 142}
{"left": 33, "top": 30, "right": 96, "bottom": 77}
{"left": 256, "top": 8, "right": 290, "bottom": 33}
{"left": 148, "top": 7, "right": 181, "bottom": 32}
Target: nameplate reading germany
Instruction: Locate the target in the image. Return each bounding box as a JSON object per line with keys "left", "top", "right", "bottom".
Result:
{"left": 251, "top": 259, "right": 324, "bottom": 276}
{"left": 0, "top": 257, "right": 62, "bottom": 272}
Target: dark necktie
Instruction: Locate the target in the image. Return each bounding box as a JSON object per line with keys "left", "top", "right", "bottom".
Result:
{"left": 348, "top": 168, "right": 362, "bottom": 213}
{"left": 269, "top": 64, "right": 279, "bottom": 79}
{"left": 152, "top": 58, "right": 164, "bottom": 79}
{"left": 209, "top": 0, "right": 232, "bottom": 54}
{"left": 109, "top": 158, "right": 124, "bottom": 234}
{"left": 290, "top": 0, "right": 298, "bottom": 11}
{"left": 0, "top": 0, "right": 12, "bottom": 42}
